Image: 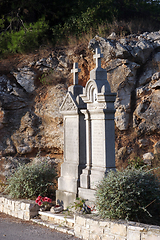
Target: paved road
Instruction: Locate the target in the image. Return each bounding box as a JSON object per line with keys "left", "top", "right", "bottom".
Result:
{"left": 0, "top": 213, "right": 80, "bottom": 240}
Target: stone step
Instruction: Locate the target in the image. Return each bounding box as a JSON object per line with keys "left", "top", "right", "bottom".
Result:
{"left": 36, "top": 211, "right": 75, "bottom": 229}
{"left": 31, "top": 218, "right": 74, "bottom": 235}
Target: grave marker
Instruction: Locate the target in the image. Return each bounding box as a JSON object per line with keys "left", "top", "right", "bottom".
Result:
{"left": 56, "top": 63, "right": 86, "bottom": 209}
{"left": 78, "top": 48, "right": 116, "bottom": 202}
{"left": 56, "top": 49, "right": 116, "bottom": 208}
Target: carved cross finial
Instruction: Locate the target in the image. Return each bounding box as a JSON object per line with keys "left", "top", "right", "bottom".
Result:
{"left": 71, "top": 62, "right": 81, "bottom": 85}
{"left": 93, "top": 47, "right": 103, "bottom": 68}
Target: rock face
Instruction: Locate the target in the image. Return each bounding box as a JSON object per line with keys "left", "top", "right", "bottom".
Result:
{"left": 0, "top": 30, "right": 160, "bottom": 178}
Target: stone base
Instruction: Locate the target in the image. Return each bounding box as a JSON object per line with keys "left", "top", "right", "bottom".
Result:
{"left": 78, "top": 187, "right": 96, "bottom": 206}
{"left": 56, "top": 190, "right": 77, "bottom": 210}
{"left": 80, "top": 169, "right": 91, "bottom": 188}
{"left": 58, "top": 176, "right": 79, "bottom": 193}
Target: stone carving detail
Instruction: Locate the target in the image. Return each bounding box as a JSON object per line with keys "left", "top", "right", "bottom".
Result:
{"left": 60, "top": 92, "right": 77, "bottom": 112}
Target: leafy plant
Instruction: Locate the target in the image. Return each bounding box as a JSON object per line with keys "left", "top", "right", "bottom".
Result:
{"left": 69, "top": 197, "right": 85, "bottom": 211}
{"left": 96, "top": 167, "right": 160, "bottom": 225}
{"left": 5, "top": 161, "right": 57, "bottom": 199}
{"left": 128, "top": 156, "right": 145, "bottom": 169}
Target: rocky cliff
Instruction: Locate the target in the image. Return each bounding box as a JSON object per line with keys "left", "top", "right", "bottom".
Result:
{"left": 0, "top": 31, "right": 160, "bottom": 180}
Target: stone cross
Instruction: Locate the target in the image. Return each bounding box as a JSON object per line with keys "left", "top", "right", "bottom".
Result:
{"left": 71, "top": 62, "right": 81, "bottom": 85}
{"left": 93, "top": 47, "right": 103, "bottom": 68}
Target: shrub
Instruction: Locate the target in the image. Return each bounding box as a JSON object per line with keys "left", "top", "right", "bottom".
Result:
{"left": 5, "top": 161, "right": 57, "bottom": 199}
{"left": 0, "top": 18, "right": 49, "bottom": 55}
{"left": 96, "top": 167, "right": 160, "bottom": 225}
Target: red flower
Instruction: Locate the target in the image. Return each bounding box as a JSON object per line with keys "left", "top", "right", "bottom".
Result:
{"left": 47, "top": 198, "right": 52, "bottom": 203}
{"left": 37, "top": 196, "right": 42, "bottom": 200}
{"left": 35, "top": 199, "right": 39, "bottom": 203}
{"left": 38, "top": 201, "right": 42, "bottom": 206}
{"left": 44, "top": 197, "right": 48, "bottom": 201}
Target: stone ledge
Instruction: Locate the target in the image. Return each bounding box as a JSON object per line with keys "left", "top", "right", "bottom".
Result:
{"left": 39, "top": 211, "right": 74, "bottom": 228}
{"left": 31, "top": 218, "right": 74, "bottom": 236}
{"left": 0, "top": 194, "right": 39, "bottom": 220}
{"left": 74, "top": 215, "right": 160, "bottom": 240}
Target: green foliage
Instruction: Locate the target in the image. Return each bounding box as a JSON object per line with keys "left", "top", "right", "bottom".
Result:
{"left": 0, "top": 0, "right": 160, "bottom": 55}
{"left": 5, "top": 161, "right": 57, "bottom": 199}
{"left": 96, "top": 167, "right": 160, "bottom": 225}
{"left": 0, "top": 18, "right": 49, "bottom": 55}
{"left": 39, "top": 70, "right": 54, "bottom": 85}
{"left": 128, "top": 157, "right": 145, "bottom": 169}
{"left": 68, "top": 197, "right": 85, "bottom": 212}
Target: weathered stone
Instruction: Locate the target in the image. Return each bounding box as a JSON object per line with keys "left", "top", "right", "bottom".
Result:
{"left": 139, "top": 69, "right": 154, "bottom": 86}
{"left": 106, "top": 60, "right": 139, "bottom": 130}
{"left": 0, "top": 156, "right": 31, "bottom": 178}
{"left": 110, "top": 222, "right": 127, "bottom": 237}
{"left": 116, "top": 146, "right": 127, "bottom": 160}
{"left": 143, "top": 152, "right": 154, "bottom": 165}
{"left": 154, "top": 141, "right": 160, "bottom": 155}
{"left": 12, "top": 66, "right": 37, "bottom": 93}
{"left": 138, "top": 139, "right": 149, "bottom": 148}
{"left": 0, "top": 104, "right": 4, "bottom": 130}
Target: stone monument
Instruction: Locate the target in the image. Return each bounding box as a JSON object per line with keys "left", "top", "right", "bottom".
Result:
{"left": 56, "top": 63, "right": 86, "bottom": 209}
{"left": 56, "top": 48, "right": 116, "bottom": 209}
{"left": 78, "top": 48, "right": 116, "bottom": 202}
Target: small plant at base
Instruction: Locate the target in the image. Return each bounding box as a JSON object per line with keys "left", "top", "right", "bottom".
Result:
{"left": 128, "top": 156, "right": 145, "bottom": 169}
{"left": 68, "top": 197, "right": 91, "bottom": 214}
{"left": 96, "top": 167, "right": 160, "bottom": 225}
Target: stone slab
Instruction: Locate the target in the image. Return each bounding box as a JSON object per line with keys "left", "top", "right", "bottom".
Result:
{"left": 56, "top": 190, "right": 77, "bottom": 210}
{"left": 78, "top": 188, "right": 96, "bottom": 203}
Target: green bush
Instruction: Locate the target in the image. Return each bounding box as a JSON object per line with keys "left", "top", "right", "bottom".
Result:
{"left": 0, "top": 18, "right": 49, "bottom": 55}
{"left": 5, "top": 161, "right": 57, "bottom": 199}
{"left": 96, "top": 167, "right": 160, "bottom": 225}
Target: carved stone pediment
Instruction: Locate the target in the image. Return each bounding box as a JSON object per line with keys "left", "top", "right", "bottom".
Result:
{"left": 60, "top": 92, "right": 78, "bottom": 112}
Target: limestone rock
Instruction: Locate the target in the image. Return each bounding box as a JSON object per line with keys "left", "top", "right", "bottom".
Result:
{"left": 34, "top": 84, "right": 67, "bottom": 152}
{"left": 138, "top": 139, "right": 149, "bottom": 148}
{"left": 35, "top": 56, "right": 59, "bottom": 72}
{"left": 0, "top": 156, "right": 31, "bottom": 179}
{"left": 116, "top": 146, "right": 127, "bottom": 160}
{"left": 11, "top": 111, "right": 41, "bottom": 154}
{"left": 0, "top": 102, "right": 4, "bottom": 130}
{"left": 154, "top": 141, "right": 160, "bottom": 154}
{"left": 105, "top": 59, "right": 139, "bottom": 130}
{"left": 143, "top": 152, "right": 154, "bottom": 165}
{"left": 12, "top": 66, "right": 37, "bottom": 93}
{"left": 133, "top": 78, "right": 160, "bottom": 135}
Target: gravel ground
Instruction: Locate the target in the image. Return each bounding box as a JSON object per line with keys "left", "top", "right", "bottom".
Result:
{"left": 0, "top": 213, "right": 80, "bottom": 240}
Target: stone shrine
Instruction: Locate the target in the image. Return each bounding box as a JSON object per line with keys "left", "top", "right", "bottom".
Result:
{"left": 56, "top": 48, "right": 116, "bottom": 209}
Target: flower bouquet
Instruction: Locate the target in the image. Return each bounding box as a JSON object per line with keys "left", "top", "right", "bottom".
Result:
{"left": 35, "top": 196, "right": 52, "bottom": 211}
